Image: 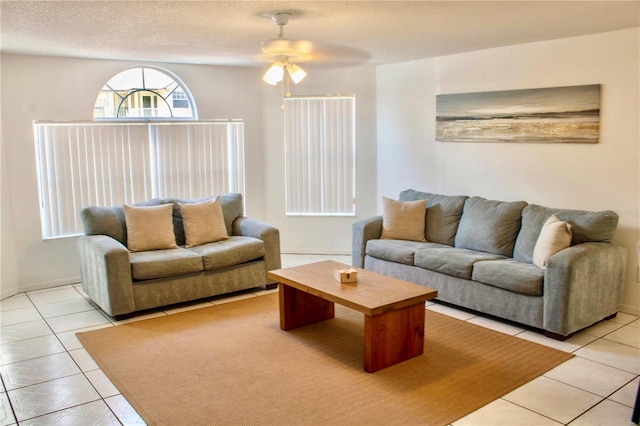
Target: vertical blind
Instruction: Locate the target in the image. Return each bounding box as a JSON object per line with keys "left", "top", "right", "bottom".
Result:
{"left": 149, "top": 122, "right": 245, "bottom": 198}
{"left": 34, "top": 121, "right": 244, "bottom": 239}
{"left": 284, "top": 95, "right": 356, "bottom": 216}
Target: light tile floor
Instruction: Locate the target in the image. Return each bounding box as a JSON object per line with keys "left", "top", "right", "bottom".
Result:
{"left": 0, "top": 254, "right": 638, "bottom": 425}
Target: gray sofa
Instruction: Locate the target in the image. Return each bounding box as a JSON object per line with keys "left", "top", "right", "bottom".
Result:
{"left": 78, "top": 193, "right": 281, "bottom": 318}
{"left": 352, "top": 189, "right": 627, "bottom": 340}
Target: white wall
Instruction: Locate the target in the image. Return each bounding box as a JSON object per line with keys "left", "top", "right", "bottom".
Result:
{"left": 377, "top": 28, "right": 640, "bottom": 314}
{"left": 0, "top": 54, "right": 378, "bottom": 297}
{"left": 1, "top": 99, "right": 18, "bottom": 297}
{"left": 4, "top": 28, "right": 637, "bottom": 314}
{"left": 262, "top": 66, "right": 378, "bottom": 254}
{"left": 0, "top": 54, "right": 268, "bottom": 297}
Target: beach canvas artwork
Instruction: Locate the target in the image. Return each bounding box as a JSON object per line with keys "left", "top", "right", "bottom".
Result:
{"left": 436, "top": 85, "right": 600, "bottom": 143}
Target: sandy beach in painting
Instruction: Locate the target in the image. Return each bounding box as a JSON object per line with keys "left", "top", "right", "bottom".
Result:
{"left": 436, "top": 85, "right": 600, "bottom": 143}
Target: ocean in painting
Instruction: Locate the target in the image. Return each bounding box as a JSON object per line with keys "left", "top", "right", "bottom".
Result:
{"left": 436, "top": 85, "right": 600, "bottom": 144}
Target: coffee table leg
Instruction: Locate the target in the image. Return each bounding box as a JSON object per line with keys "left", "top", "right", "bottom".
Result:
{"left": 279, "top": 283, "right": 335, "bottom": 330}
{"left": 363, "top": 302, "right": 425, "bottom": 373}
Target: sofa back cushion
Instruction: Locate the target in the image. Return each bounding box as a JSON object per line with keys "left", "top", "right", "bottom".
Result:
{"left": 80, "top": 193, "right": 244, "bottom": 247}
{"left": 166, "top": 192, "right": 244, "bottom": 246}
{"left": 80, "top": 198, "right": 165, "bottom": 246}
{"left": 399, "top": 189, "right": 468, "bottom": 246}
{"left": 454, "top": 197, "right": 527, "bottom": 257}
{"left": 513, "top": 204, "right": 619, "bottom": 263}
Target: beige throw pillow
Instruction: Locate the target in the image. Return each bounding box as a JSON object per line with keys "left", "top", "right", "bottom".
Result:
{"left": 123, "top": 203, "right": 177, "bottom": 252}
{"left": 533, "top": 215, "right": 572, "bottom": 268}
{"left": 381, "top": 197, "right": 428, "bottom": 242}
{"left": 180, "top": 197, "right": 229, "bottom": 247}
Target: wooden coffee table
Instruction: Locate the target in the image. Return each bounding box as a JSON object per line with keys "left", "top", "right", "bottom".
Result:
{"left": 268, "top": 260, "right": 437, "bottom": 372}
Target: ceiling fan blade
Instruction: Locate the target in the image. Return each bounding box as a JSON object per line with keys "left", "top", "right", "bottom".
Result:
{"left": 258, "top": 11, "right": 370, "bottom": 68}
{"left": 302, "top": 42, "right": 371, "bottom": 67}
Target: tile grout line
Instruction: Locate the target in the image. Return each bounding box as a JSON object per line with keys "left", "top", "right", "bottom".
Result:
{"left": 496, "top": 397, "right": 565, "bottom": 425}
{"left": 13, "top": 288, "right": 125, "bottom": 425}
{"left": 68, "top": 285, "right": 128, "bottom": 425}
{"left": 0, "top": 374, "right": 20, "bottom": 426}
{"left": 2, "top": 257, "right": 638, "bottom": 425}
{"left": 428, "top": 299, "right": 639, "bottom": 423}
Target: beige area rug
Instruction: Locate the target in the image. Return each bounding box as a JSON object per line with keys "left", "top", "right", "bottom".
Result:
{"left": 78, "top": 293, "right": 572, "bottom": 425}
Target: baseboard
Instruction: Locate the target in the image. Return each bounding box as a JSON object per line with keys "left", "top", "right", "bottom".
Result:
{"left": 620, "top": 303, "right": 640, "bottom": 317}
{"left": 0, "top": 285, "right": 18, "bottom": 301}
{"left": 281, "top": 248, "right": 351, "bottom": 255}
{"left": 15, "top": 276, "right": 82, "bottom": 295}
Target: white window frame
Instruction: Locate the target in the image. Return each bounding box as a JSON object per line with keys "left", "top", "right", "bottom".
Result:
{"left": 284, "top": 95, "right": 356, "bottom": 216}
{"left": 93, "top": 66, "right": 198, "bottom": 121}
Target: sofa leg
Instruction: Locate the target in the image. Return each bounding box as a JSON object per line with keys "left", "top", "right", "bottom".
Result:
{"left": 114, "top": 313, "right": 135, "bottom": 322}
{"left": 545, "top": 313, "right": 617, "bottom": 341}
{"left": 265, "top": 283, "right": 279, "bottom": 290}
{"left": 544, "top": 330, "right": 570, "bottom": 341}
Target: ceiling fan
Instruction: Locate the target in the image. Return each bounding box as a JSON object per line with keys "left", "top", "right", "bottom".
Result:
{"left": 260, "top": 12, "right": 311, "bottom": 86}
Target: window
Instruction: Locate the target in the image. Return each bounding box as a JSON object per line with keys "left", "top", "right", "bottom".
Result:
{"left": 34, "top": 121, "right": 244, "bottom": 239}
{"left": 35, "top": 67, "right": 243, "bottom": 239}
{"left": 94, "top": 67, "right": 197, "bottom": 119}
{"left": 284, "top": 95, "right": 356, "bottom": 216}
{"left": 172, "top": 90, "right": 189, "bottom": 108}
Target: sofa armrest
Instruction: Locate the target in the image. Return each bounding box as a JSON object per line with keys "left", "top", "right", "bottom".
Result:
{"left": 77, "top": 235, "right": 134, "bottom": 317}
{"left": 544, "top": 242, "right": 627, "bottom": 336}
{"left": 232, "top": 217, "right": 281, "bottom": 272}
{"left": 352, "top": 216, "right": 383, "bottom": 268}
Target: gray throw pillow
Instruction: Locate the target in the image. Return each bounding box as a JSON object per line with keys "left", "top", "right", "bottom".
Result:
{"left": 454, "top": 196, "right": 527, "bottom": 257}
{"left": 513, "top": 204, "right": 619, "bottom": 263}
{"left": 80, "top": 198, "right": 165, "bottom": 245}
{"left": 399, "top": 189, "right": 468, "bottom": 246}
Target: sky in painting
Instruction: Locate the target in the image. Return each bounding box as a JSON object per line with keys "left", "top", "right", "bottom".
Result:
{"left": 436, "top": 84, "right": 600, "bottom": 118}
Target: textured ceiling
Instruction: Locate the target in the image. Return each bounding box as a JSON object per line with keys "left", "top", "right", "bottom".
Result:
{"left": 1, "top": 1, "right": 639, "bottom": 69}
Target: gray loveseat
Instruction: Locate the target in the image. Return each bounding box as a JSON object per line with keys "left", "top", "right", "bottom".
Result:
{"left": 78, "top": 193, "right": 281, "bottom": 318}
{"left": 352, "top": 189, "right": 627, "bottom": 340}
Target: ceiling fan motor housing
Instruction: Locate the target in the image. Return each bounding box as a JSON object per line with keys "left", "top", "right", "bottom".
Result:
{"left": 262, "top": 39, "right": 311, "bottom": 62}
{"left": 262, "top": 11, "right": 312, "bottom": 63}
{"left": 273, "top": 12, "right": 291, "bottom": 27}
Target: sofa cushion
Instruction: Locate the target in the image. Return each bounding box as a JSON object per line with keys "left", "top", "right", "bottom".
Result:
{"left": 399, "top": 189, "right": 468, "bottom": 246}
{"left": 80, "top": 199, "right": 165, "bottom": 245}
{"left": 454, "top": 197, "right": 527, "bottom": 257}
{"left": 167, "top": 193, "right": 244, "bottom": 246}
{"left": 186, "top": 236, "right": 264, "bottom": 271}
{"left": 381, "top": 197, "right": 427, "bottom": 242}
{"left": 123, "top": 203, "right": 178, "bottom": 252}
{"left": 414, "top": 247, "right": 506, "bottom": 280}
{"left": 366, "top": 240, "right": 448, "bottom": 265}
{"left": 513, "top": 204, "right": 619, "bottom": 263}
{"left": 130, "top": 248, "right": 203, "bottom": 280}
{"left": 532, "top": 215, "right": 572, "bottom": 269}
{"left": 180, "top": 197, "right": 229, "bottom": 247}
{"left": 472, "top": 259, "right": 544, "bottom": 296}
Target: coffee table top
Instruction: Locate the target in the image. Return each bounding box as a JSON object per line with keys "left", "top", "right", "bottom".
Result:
{"left": 268, "top": 260, "right": 437, "bottom": 316}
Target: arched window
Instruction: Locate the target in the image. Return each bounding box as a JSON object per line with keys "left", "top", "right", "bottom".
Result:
{"left": 94, "top": 66, "right": 198, "bottom": 119}
{"left": 34, "top": 67, "right": 246, "bottom": 239}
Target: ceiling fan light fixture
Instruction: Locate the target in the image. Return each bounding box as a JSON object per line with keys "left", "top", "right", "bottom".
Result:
{"left": 287, "top": 63, "right": 307, "bottom": 84}
{"left": 261, "top": 11, "right": 312, "bottom": 88}
{"left": 263, "top": 61, "right": 285, "bottom": 85}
